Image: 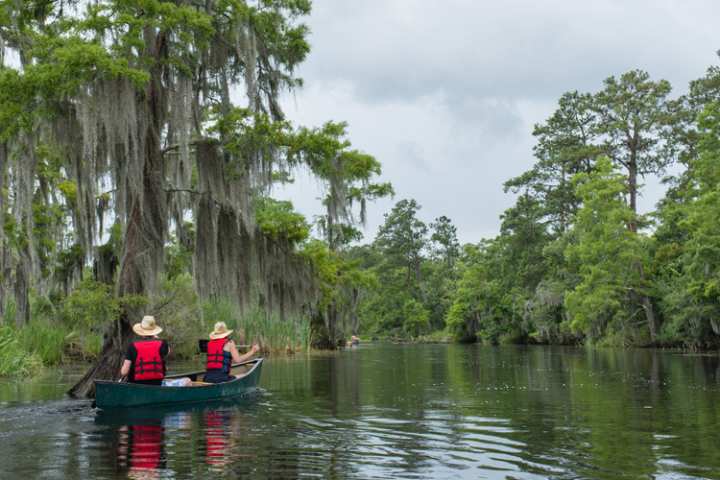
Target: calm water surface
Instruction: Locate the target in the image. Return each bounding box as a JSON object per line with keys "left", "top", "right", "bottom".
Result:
{"left": 1, "top": 344, "right": 719, "bottom": 479}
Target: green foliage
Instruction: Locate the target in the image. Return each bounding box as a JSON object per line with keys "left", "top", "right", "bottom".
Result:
{"left": 357, "top": 200, "right": 461, "bottom": 340}
{"left": 295, "top": 121, "right": 393, "bottom": 249}
{"left": 210, "top": 107, "right": 295, "bottom": 178}
{"left": 445, "top": 242, "right": 527, "bottom": 344}
{"left": 401, "top": 299, "right": 430, "bottom": 337}
{"left": 564, "top": 158, "right": 652, "bottom": 340}
{"left": 57, "top": 180, "right": 77, "bottom": 205}
{"left": 430, "top": 215, "right": 460, "bottom": 267}
{"left": 504, "top": 91, "right": 599, "bottom": 234}
{"left": 443, "top": 69, "right": 692, "bottom": 349}
{"left": 654, "top": 101, "right": 720, "bottom": 348}
{"left": 165, "top": 232, "right": 194, "bottom": 280}
{"left": 1, "top": 281, "right": 122, "bottom": 367}
{"left": 0, "top": 326, "right": 42, "bottom": 377}
{"left": 60, "top": 279, "right": 120, "bottom": 331}
{"left": 255, "top": 197, "right": 309, "bottom": 244}
{"left": 301, "top": 239, "right": 375, "bottom": 309}
{"left": 149, "top": 273, "right": 203, "bottom": 359}
{"left": 594, "top": 70, "right": 677, "bottom": 179}
{"left": 375, "top": 199, "right": 427, "bottom": 287}
{"left": 17, "top": 322, "right": 69, "bottom": 366}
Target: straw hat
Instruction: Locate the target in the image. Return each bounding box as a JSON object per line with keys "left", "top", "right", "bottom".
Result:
{"left": 132, "top": 315, "right": 163, "bottom": 337}
{"left": 209, "top": 321, "right": 233, "bottom": 340}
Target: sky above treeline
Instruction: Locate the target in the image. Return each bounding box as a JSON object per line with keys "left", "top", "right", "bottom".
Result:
{"left": 277, "top": 0, "right": 720, "bottom": 244}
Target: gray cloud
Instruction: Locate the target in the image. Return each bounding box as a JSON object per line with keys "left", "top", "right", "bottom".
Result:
{"left": 303, "top": 0, "right": 719, "bottom": 103}
{"left": 278, "top": 0, "right": 720, "bottom": 243}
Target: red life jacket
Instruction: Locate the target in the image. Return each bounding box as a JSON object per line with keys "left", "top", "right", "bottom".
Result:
{"left": 206, "top": 338, "right": 229, "bottom": 372}
{"left": 132, "top": 340, "right": 165, "bottom": 381}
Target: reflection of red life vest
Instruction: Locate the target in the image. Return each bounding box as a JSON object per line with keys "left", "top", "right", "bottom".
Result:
{"left": 206, "top": 338, "right": 229, "bottom": 372}
{"left": 130, "top": 424, "right": 163, "bottom": 470}
{"left": 133, "top": 340, "right": 165, "bottom": 381}
{"left": 205, "top": 411, "right": 228, "bottom": 466}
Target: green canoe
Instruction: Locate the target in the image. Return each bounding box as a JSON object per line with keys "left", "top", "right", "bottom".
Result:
{"left": 94, "top": 358, "right": 263, "bottom": 409}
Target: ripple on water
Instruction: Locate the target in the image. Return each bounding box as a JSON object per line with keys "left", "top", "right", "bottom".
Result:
{"left": 3, "top": 345, "right": 720, "bottom": 479}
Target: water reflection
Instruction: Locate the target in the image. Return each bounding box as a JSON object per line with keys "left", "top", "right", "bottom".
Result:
{"left": 95, "top": 400, "right": 253, "bottom": 479}
{"left": 204, "top": 409, "right": 234, "bottom": 470}
{"left": 119, "top": 424, "right": 164, "bottom": 478}
{"left": 1, "top": 345, "right": 720, "bottom": 479}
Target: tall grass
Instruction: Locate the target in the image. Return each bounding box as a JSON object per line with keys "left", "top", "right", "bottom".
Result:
{"left": 0, "top": 326, "right": 42, "bottom": 377}
{"left": 0, "top": 275, "right": 312, "bottom": 378}
{"left": 201, "top": 299, "right": 311, "bottom": 353}
{"left": 17, "top": 322, "right": 69, "bottom": 365}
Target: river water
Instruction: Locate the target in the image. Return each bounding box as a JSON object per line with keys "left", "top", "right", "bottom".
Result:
{"left": 0, "top": 344, "right": 719, "bottom": 479}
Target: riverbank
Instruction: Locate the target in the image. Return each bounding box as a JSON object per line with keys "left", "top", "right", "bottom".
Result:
{"left": 0, "top": 275, "right": 314, "bottom": 378}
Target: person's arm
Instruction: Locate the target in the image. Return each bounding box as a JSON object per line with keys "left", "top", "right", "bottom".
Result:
{"left": 228, "top": 340, "right": 259, "bottom": 364}
{"left": 160, "top": 340, "right": 170, "bottom": 357}
{"left": 120, "top": 344, "right": 135, "bottom": 378}
{"left": 120, "top": 359, "right": 132, "bottom": 377}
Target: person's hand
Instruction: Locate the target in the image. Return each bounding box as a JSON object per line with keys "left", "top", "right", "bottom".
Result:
{"left": 251, "top": 343, "right": 260, "bottom": 354}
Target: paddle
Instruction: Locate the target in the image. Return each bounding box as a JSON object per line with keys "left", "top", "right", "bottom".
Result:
{"left": 198, "top": 339, "right": 251, "bottom": 353}
{"left": 163, "top": 358, "right": 262, "bottom": 380}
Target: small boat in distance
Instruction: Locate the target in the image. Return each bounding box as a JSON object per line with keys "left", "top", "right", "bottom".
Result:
{"left": 94, "top": 358, "right": 263, "bottom": 409}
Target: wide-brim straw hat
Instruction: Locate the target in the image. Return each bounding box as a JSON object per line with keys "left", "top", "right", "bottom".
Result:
{"left": 209, "top": 321, "right": 233, "bottom": 340}
{"left": 132, "top": 315, "right": 163, "bottom": 337}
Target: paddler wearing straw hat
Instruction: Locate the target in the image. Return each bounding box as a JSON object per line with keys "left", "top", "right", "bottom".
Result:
{"left": 204, "top": 322, "right": 260, "bottom": 384}
{"left": 119, "top": 315, "right": 170, "bottom": 385}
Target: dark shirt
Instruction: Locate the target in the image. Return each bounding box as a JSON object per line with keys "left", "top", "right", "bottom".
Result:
{"left": 204, "top": 370, "right": 235, "bottom": 384}
{"left": 125, "top": 338, "right": 169, "bottom": 385}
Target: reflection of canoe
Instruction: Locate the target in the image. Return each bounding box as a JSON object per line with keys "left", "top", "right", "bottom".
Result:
{"left": 94, "top": 358, "right": 263, "bottom": 409}
{"left": 94, "top": 397, "right": 257, "bottom": 425}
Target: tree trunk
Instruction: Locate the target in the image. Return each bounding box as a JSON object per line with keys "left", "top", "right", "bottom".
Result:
{"left": 0, "top": 142, "right": 6, "bottom": 321}
{"left": 69, "top": 31, "right": 167, "bottom": 398}
{"left": 628, "top": 154, "right": 638, "bottom": 232}
{"left": 14, "top": 255, "right": 30, "bottom": 327}
{"left": 641, "top": 286, "right": 658, "bottom": 343}
{"left": 93, "top": 245, "right": 118, "bottom": 285}
{"left": 310, "top": 308, "right": 333, "bottom": 349}
{"left": 350, "top": 287, "right": 360, "bottom": 336}
{"left": 327, "top": 301, "right": 339, "bottom": 348}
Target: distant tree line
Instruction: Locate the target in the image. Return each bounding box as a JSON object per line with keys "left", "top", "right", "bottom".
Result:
{"left": 355, "top": 67, "right": 720, "bottom": 349}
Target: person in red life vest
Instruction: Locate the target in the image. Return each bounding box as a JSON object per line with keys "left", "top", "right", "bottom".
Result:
{"left": 204, "top": 322, "right": 259, "bottom": 384}
{"left": 120, "top": 316, "right": 170, "bottom": 386}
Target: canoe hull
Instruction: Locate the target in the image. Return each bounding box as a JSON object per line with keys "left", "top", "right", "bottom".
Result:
{"left": 94, "top": 358, "right": 263, "bottom": 409}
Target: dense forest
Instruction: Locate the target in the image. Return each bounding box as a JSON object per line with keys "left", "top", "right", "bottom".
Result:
{"left": 0, "top": 2, "right": 719, "bottom": 393}
{"left": 0, "top": 0, "right": 393, "bottom": 394}
{"left": 355, "top": 68, "right": 720, "bottom": 351}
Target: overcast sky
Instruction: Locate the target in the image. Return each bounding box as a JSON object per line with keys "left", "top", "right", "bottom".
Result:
{"left": 276, "top": 0, "right": 720, "bottom": 244}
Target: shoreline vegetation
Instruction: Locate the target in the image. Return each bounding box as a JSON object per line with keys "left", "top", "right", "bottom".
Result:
{"left": 0, "top": 274, "right": 313, "bottom": 378}
{"left": 0, "top": 2, "right": 719, "bottom": 383}
{"left": 350, "top": 68, "right": 720, "bottom": 354}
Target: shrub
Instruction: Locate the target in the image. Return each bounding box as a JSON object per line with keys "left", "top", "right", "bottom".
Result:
{"left": 60, "top": 279, "right": 120, "bottom": 330}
